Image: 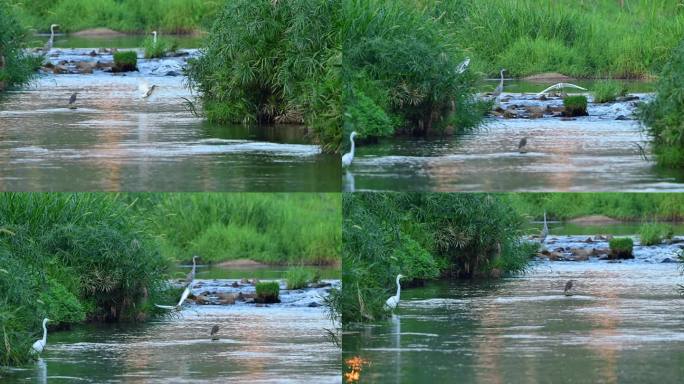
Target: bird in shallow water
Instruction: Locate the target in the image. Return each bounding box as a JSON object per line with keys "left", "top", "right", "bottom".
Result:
{"left": 31, "top": 318, "right": 50, "bottom": 355}
{"left": 564, "top": 280, "right": 574, "bottom": 296}
{"left": 68, "top": 92, "right": 78, "bottom": 109}
{"left": 210, "top": 325, "right": 220, "bottom": 341}
{"left": 518, "top": 137, "right": 527, "bottom": 153}
{"left": 384, "top": 274, "right": 404, "bottom": 312}
{"left": 341, "top": 131, "right": 357, "bottom": 168}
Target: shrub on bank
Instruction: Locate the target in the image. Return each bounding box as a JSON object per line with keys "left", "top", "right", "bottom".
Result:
{"left": 0, "top": 0, "right": 38, "bottom": 92}
{"left": 0, "top": 194, "right": 169, "bottom": 366}
{"left": 639, "top": 223, "right": 672, "bottom": 246}
{"left": 638, "top": 39, "right": 684, "bottom": 169}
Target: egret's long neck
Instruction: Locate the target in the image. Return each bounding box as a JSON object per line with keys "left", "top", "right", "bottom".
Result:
{"left": 395, "top": 277, "right": 401, "bottom": 301}
{"left": 41, "top": 321, "right": 47, "bottom": 343}
{"left": 349, "top": 135, "right": 355, "bottom": 157}
{"left": 192, "top": 258, "right": 196, "bottom": 273}
{"left": 499, "top": 71, "right": 504, "bottom": 87}
{"left": 543, "top": 212, "right": 548, "bottom": 228}
{"left": 50, "top": 26, "right": 55, "bottom": 39}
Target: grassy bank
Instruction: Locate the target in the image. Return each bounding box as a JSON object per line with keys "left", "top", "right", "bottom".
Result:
{"left": 426, "top": 0, "right": 684, "bottom": 79}
{"left": 0, "top": 1, "right": 40, "bottom": 92}
{"left": 0, "top": 194, "right": 170, "bottom": 367}
{"left": 187, "top": 0, "right": 342, "bottom": 153}
{"left": 341, "top": 193, "right": 536, "bottom": 323}
{"left": 506, "top": 193, "right": 684, "bottom": 221}
{"left": 9, "top": 0, "right": 221, "bottom": 33}
{"left": 126, "top": 193, "right": 341, "bottom": 266}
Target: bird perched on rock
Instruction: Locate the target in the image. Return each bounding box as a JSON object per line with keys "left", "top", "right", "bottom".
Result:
{"left": 210, "top": 325, "right": 219, "bottom": 341}
{"left": 564, "top": 280, "right": 574, "bottom": 296}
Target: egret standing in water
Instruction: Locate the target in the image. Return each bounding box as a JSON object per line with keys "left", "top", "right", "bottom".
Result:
{"left": 540, "top": 211, "right": 549, "bottom": 244}
{"left": 31, "top": 318, "right": 50, "bottom": 355}
{"left": 44, "top": 24, "right": 59, "bottom": 52}
{"left": 342, "top": 131, "right": 357, "bottom": 168}
{"left": 185, "top": 255, "right": 198, "bottom": 284}
{"left": 564, "top": 280, "right": 574, "bottom": 296}
{"left": 210, "top": 325, "right": 220, "bottom": 341}
{"left": 492, "top": 69, "right": 506, "bottom": 99}
{"left": 384, "top": 274, "right": 404, "bottom": 312}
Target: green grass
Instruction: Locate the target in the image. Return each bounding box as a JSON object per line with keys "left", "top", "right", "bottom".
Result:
{"left": 126, "top": 193, "right": 340, "bottom": 266}
{"left": 424, "top": 0, "right": 684, "bottom": 78}
{"left": 112, "top": 51, "right": 137, "bottom": 72}
{"left": 0, "top": 193, "right": 170, "bottom": 367}
{"left": 341, "top": 193, "right": 535, "bottom": 323}
{"left": 9, "top": 0, "right": 222, "bottom": 34}
{"left": 593, "top": 80, "right": 627, "bottom": 103}
{"left": 563, "top": 95, "right": 588, "bottom": 116}
{"left": 285, "top": 267, "right": 312, "bottom": 290}
{"left": 638, "top": 39, "right": 684, "bottom": 169}
{"left": 609, "top": 237, "right": 634, "bottom": 259}
{"left": 143, "top": 36, "right": 175, "bottom": 59}
{"left": 255, "top": 282, "right": 280, "bottom": 303}
{"left": 639, "top": 223, "right": 671, "bottom": 246}
{"left": 506, "top": 193, "right": 684, "bottom": 221}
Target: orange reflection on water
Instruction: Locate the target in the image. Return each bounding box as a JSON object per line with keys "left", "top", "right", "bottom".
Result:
{"left": 344, "top": 356, "right": 369, "bottom": 383}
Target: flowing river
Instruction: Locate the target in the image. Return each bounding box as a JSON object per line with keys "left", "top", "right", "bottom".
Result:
{"left": 0, "top": 36, "right": 339, "bottom": 192}
{"left": 343, "top": 226, "right": 684, "bottom": 383}
{"left": 343, "top": 80, "right": 684, "bottom": 192}
{"left": 2, "top": 265, "right": 341, "bottom": 383}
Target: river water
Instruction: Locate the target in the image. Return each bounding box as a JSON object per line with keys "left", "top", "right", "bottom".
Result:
{"left": 343, "top": 81, "right": 684, "bottom": 192}
{"left": 2, "top": 270, "right": 341, "bottom": 383}
{"left": 0, "top": 39, "right": 339, "bottom": 191}
{"left": 343, "top": 230, "right": 684, "bottom": 383}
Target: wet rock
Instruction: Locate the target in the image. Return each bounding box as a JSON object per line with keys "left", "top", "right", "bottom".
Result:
{"left": 503, "top": 109, "right": 517, "bottom": 119}
{"left": 216, "top": 292, "right": 236, "bottom": 305}
{"left": 231, "top": 281, "right": 240, "bottom": 288}
{"left": 525, "top": 106, "right": 545, "bottom": 119}
{"left": 308, "top": 302, "right": 321, "bottom": 307}
{"left": 76, "top": 61, "right": 96, "bottom": 74}
{"left": 165, "top": 70, "right": 181, "bottom": 76}
{"left": 52, "top": 65, "right": 67, "bottom": 74}
{"left": 617, "top": 95, "right": 640, "bottom": 102}
{"left": 661, "top": 258, "right": 678, "bottom": 263}
{"left": 310, "top": 282, "right": 332, "bottom": 288}
{"left": 89, "top": 50, "right": 97, "bottom": 57}
{"left": 560, "top": 117, "right": 577, "bottom": 121}
{"left": 539, "top": 94, "right": 548, "bottom": 101}
{"left": 489, "top": 268, "right": 502, "bottom": 278}
{"left": 193, "top": 294, "right": 210, "bottom": 305}
{"left": 615, "top": 115, "right": 630, "bottom": 121}
{"left": 585, "top": 237, "right": 594, "bottom": 243}
{"left": 167, "top": 51, "right": 190, "bottom": 57}
{"left": 44, "top": 62, "right": 54, "bottom": 69}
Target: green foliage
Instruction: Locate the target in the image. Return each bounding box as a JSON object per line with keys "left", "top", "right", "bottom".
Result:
{"left": 187, "top": 0, "right": 343, "bottom": 152}
{"left": 255, "top": 282, "right": 280, "bottom": 303}
{"left": 341, "top": 193, "right": 533, "bottom": 323}
{"left": 563, "top": 95, "right": 588, "bottom": 116}
{"left": 429, "top": 0, "right": 684, "bottom": 78}
{"left": 0, "top": 0, "right": 37, "bottom": 92}
{"left": 506, "top": 193, "right": 684, "bottom": 221}
{"left": 112, "top": 51, "right": 137, "bottom": 72}
{"left": 593, "top": 80, "right": 627, "bottom": 103}
{"left": 0, "top": 193, "right": 169, "bottom": 366}
{"left": 639, "top": 223, "right": 671, "bottom": 246}
{"left": 10, "top": 0, "right": 222, "bottom": 33}
{"left": 638, "top": 39, "right": 684, "bottom": 168}
{"left": 609, "top": 237, "right": 634, "bottom": 259}
{"left": 343, "top": 0, "right": 485, "bottom": 137}
{"left": 126, "top": 193, "right": 340, "bottom": 265}
{"left": 285, "top": 267, "right": 311, "bottom": 290}
{"left": 143, "top": 36, "right": 173, "bottom": 59}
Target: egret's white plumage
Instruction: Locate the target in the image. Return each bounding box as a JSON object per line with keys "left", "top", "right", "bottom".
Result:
{"left": 152, "top": 31, "right": 158, "bottom": 45}
{"left": 536, "top": 83, "right": 587, "bottom": 96}
{"left": 540, "top": 211, "right": 549, "bottom": 244}
{"left": 456, "top": 57, "right": 471, "bottom": 74}
{"left": 185, "top": 256, "right": 198, "bottom": 284}
{"left": 44, "top": 24, "right": 59, "bottom": 52}
{"left": 342, "top": 131, "right": 357, "bottom": 168}
{"left": 384, "top": 274, "right": 404, "bottom": 311}
{"left": 492, "top": 69, "right": 506, "bottom": 97}
{"left": 30, "top": 318, "right": 49, "bottom": 355}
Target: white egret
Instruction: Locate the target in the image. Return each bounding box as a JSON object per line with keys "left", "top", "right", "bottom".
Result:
{"left": 384, "top": 274, "right": 404, "bottom": 312}
{"left": 44, "top": 24, "right": 59, "bottom": 52}
{"left": 341, "top": 131, "right": 357, "bottom": 168}
{"left": 154, "top": 284, "right": 192, "bottom": 310}
{"left": 536, "top": 83, "right": 587, "bottom": 97}
{"left": 455, "top": 57, "right": 471, "bottom": 74}
{"left": 540, "top": 211, "right": 549, "bottom": 244}
{"left": 492, "top": 69, "right": 506, "bottom": 98}
{"left": 138, "top": 79, "right": 158, "bottom": 99}
{"left": 30, "top": 318, "right": 50, "bottom": 355}
{"left": 185, "top": 255, "right": 198, "bottom": 284}
{"left": 210, "top": 325, "right": 220, "bottom": 341}
{"left": 152, "top": 31, "right": 158, "bottom": 46}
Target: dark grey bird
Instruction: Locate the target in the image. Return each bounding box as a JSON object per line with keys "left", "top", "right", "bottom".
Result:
{"left": 210, "top": 325, "right": 219, "bottom": 341}
{"left": 142, "top": 84, "right": 157, "bottom": 99}
{"left": 518, "top": 137, "right": 527, "bottom": 152}
{"left": 68, "top": 92, "right": 78, "bottom": 109}
{"left": 564, "top": 280, "right": 574, "bottom": 296}
{"left": 492, "top": 69, "right": 506, "bottom": 98}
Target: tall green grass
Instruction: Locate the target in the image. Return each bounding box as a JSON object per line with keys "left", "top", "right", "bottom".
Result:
{"left": 0, "top": 193, "right": 169, "bottom": 367}
{"left": 505, "top": 193, "right": 684, "bottom": 221}
{"left": 425, "top": 0, "right": 684, "bottom": 78}
{"left": 126, "top": 193, "right": 341, "bottom": 265}
{"left": 0, "top": 0, "right": 39, "bottom": 92}
{"left": 341, "top": 193, "right": 535, "bottom": 323}
{"left": 9, "top": 0, "right": 222, "bottom": 33}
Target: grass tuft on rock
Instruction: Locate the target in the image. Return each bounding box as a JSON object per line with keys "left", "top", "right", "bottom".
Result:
{"left": 639, "top": 223, "right": 671, "bottom": 246}
{"left": 609, "top": 237, "right": 634, "bottom": 259}
{"left": 112, "top": 51, "right": 137, "bottom": 72}
{"left": 285, "top": 267, "right": 311, "bottom": 290}
{"left": 255, "top": 282, "right": 280, "bottom": 303}
{"left": 593, "top": 80, "right": 626, "bottom": 103}
{"left": 563, "top": 95, "right": 588, "bottom": 116}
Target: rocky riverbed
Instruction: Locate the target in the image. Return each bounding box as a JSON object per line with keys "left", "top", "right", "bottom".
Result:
{"left": 533, "top": 234, "right": 683, "bottom": 262}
